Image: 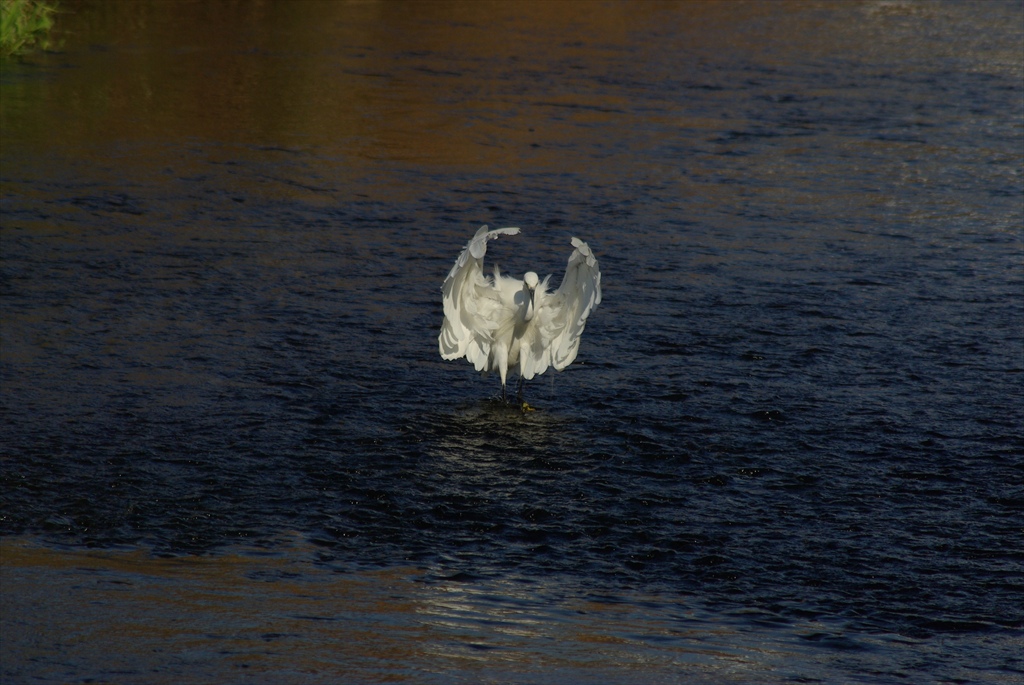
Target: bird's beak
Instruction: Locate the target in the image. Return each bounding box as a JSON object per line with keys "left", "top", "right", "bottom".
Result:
{"left": 524, "top": 284, "right": 536, "bottom": 322}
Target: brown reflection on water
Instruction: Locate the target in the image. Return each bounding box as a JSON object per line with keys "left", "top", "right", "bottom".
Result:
{"left": 9, "top": 1, "right": 1013, "bottom": 151}
{"left": 4, "top": 0, "right": 1017, "bottom": 222}
{"left": 4, "top": 1, "right": 644, "bottom": 161}
{"left": 0, "top": 3, "right": 948, "bottom": 165}
{"left": 2, "top": 537, "right": 795, "bottom": 683}
{"left": 1, "top": 538, "right": 433, "bottom": 682}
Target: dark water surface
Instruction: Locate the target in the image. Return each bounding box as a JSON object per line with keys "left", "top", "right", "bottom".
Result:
{"left": 2, "top": 1, "right": 1022, "bottom": 683}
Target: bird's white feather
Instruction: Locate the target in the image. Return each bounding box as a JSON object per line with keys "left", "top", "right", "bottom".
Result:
{"left": 439, "top": 225, "right": 519, "bottom": 365}
{"left": 439, "top": 225, "right": 601, "bottom": 391}
{"left": 521, "top": 237, "right": 602, "bottom": 377}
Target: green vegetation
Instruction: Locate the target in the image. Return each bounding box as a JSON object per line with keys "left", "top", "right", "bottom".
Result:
{"left": 1, "top": 0, "right": 57, "bottom": 57}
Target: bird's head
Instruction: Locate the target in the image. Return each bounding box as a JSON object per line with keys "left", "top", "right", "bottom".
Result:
{"left": 522, "top": 271, "right": 539, "bottom": 321}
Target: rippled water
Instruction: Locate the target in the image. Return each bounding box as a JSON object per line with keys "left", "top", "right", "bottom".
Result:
{"left": 2, "top": 1, "right": 1022, "bottom": 683}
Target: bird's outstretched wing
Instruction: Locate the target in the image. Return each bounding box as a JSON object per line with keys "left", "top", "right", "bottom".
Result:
{"left": 438, "top": 225, "right": 520, "bottom": 370}
{"left": 522, "top": 237, "right": 602, "bottom": 377}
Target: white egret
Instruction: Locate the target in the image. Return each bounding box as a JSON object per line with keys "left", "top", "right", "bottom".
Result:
{"left": 438, "top": 225, "right": 602, "bottom": 407}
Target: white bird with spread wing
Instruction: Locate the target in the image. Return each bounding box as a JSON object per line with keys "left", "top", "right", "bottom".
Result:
{"left": 439, "top": 225, "right": 602, "bottom": 407}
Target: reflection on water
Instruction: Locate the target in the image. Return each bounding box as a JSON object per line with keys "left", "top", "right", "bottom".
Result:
{"left": 0, "top": 538, "right": 725, "bottom": 684}
{"left": 9, "top": 537, "right": 1011, "bottom": 685}
{"left": 429, "top": 399, "right": 578, "bottom": 458}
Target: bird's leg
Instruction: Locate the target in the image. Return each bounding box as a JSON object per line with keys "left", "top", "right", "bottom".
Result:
{"left": 517, "top": 376, "right": 535, "bottom": 412}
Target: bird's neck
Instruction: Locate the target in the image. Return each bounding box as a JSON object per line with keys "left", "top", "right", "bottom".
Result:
{"left": 522, "top": 284, "right": 535, "bottom": 322}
